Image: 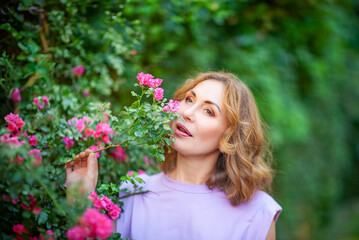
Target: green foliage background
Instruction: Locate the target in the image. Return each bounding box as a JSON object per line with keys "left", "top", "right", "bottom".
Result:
{"left": 1, "top": 0, "right": 359, "bottom": 239}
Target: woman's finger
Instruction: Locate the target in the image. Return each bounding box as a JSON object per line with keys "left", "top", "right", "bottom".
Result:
{"left": 73, "top": 160, "right": 81, "bottom": 170}
{"left": 85, "top": 149, "right": 93, "bottom": 155}
{"left": 81, "top": 159, "right": 87, "bottom": 168}
{"left": 79, "top": 151, "right": 86, "bottom": 159}
{"left": 87, "top": 153, "right": 98, "bottom": 179}
{"left": 66, "top": 163, "right": 72, "bottom": 175}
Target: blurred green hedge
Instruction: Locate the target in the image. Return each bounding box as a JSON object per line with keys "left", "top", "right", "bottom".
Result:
{"left": 1, "top": 0, "right": 359, "bottom": 239}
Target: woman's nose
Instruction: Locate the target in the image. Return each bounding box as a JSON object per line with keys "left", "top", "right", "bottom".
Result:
{"left": 180, "top": 103, "right": 195, "bottom": 122}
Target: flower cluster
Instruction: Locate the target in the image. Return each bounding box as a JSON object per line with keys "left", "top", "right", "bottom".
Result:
{"left": 137, "top": 72, "right": 163, "bottom": 88}
{"left": 5, "top": 113, "right": 25, "bottom": 136}
{"left": 12, "top": 224, "right": 55, "bottom": 240}
{"left": 137, "top": 72, "right": 164, "bottom": 100}
{"left": 0, "top": 133, "right": 25, "bottom": 146}
{"left": 65, "top": 117, "right": 113, "bottom": 152}
{"left": 88, "top": 192, "right": 121, "bottom": 220}
{"left": 33, "top": 96, "right": 49, "bottom": 110}
{"left": 1, "top": 113, "right": 43, "bottom": 167}
{"left": 68, "top": 117, "right": 92, "bottom": 134}
{"left": 163, "top": 99, "right": 180, "bottom": 113}
{"left": 66, "top": 208, "right": 113, "bottom": 240}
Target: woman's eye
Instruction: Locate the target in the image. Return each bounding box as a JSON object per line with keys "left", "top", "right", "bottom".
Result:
{"left": 185, "top": 97, "right": 193, "bottom": 103}
{"left": 205, "top": 109, "right": 214, "bottom": 116}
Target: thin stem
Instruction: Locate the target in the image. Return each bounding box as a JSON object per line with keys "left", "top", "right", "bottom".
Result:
{"left": 118, "top": 190, "right": 149, "bottom": 200}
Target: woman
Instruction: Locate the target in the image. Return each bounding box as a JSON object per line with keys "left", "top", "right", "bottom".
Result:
{"left": 66, "top": 72, "right": 282, "bottom": 240}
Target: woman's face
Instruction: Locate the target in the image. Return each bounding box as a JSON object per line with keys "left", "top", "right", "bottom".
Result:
{"left": 171, "top": 79, "right": 228, "bottom": 157}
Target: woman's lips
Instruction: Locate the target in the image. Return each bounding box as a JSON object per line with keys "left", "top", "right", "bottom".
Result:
{"left": 175, "top": 123, "right": 192, "bottom": 137}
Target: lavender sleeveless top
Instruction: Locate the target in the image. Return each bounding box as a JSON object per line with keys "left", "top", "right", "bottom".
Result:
{"left": 116, "top": 172, "right": 282, "bottom": 240}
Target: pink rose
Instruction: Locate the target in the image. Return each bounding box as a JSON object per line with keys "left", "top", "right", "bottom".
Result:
{"left": 13, "top": 224, "right": 27, "bottom": 234}
{"left": 80, "top": 208, "right": 113, "bottom": 240}
{"left": 163, "top": 105, "right": 170, "bottom": 112}
{"left": 168, "top": 99, "right": 180, "bottom": 113}
{"left": 95, "top": 122, "right": 112, "bottom": 135}
{"left": 42, "top": 96, "right": 49, "bottom": 104}
{"left": 72, "top": 65, "right": 85, "bottom": 78}
{"left": 85, "top": 128, "right": 94, "bottom": 136}
{"left": 138, "top": 169, "right": 146, "bottom": 175}
{"left": 100, "top": 196, "right": 113, "bottom": 211}
{"left": 15, "top": 117, "right": 25, "bottom": 128}
{"left": 28, "top": 135, "right": 37, "bottom": 146}
{"left": 76, "top": 119, "right": 86, "bottom": 133}
{"left": 148, "top": 78, "right": 163, "bottom": 88}
{"left": 33, "top": 206, "right": 41, "bottom": 214}
{"left": 62, "top": 136, "right": 74, "bottom": 149}
{"left": 66, "top": 226, "right": 86, "bottom": 240}
{"left": 109, "top": 204, "right": 121, "bottom": 219}
{"left": 154, "top": 88, "right": 164, "bottom": 101}
{"left": 82, "top": 90, "right": 90, "bottom": 97}
{"left": 4, "top": 113, "right": 19, "bottom": 122}
{"left": 88, "top": 191, "right": 98, "bottom": 203}
{"left": 88, "top": 145, "right": 100, "bottom": 158}
{"left": 101, "top": 134, "right": 109, "bottom": 144}
{"left": 0, "top": 134, "right": 10, "bottom": 143}
{"left": 11, "top": 88, "right": 21, "bottom": 102}
{"left": 143, "top": 156, "right": 149, "bottom": 164}
{"left": 137, "top": 72, "right": 154, "bottom": 86}
{"left": 94, "top": 199, "right": 104, "bottom": 210}
{"left": 7, "top": 121, "right": 17, "bottom": 132}
{"left": 130, "top": 50, "right": 137, "bottom": 55}
{"left": 127, "top": 170, "right": 134, "bottom": 177}
{"left": 7, "top": 136, "right": 25, "bottom": 146}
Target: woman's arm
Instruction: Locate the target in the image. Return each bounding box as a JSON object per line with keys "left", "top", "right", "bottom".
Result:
{"left": 266, "top": 220, "right": 276, "bottom": 240}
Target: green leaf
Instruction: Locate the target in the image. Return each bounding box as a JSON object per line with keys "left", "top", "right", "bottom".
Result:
{"left": 38, "top": 211, "right": 48, "bottom": 224}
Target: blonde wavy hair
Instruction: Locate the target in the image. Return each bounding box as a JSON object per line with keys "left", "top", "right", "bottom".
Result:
{"left": 160, "top": 71, "right": 273, "bottom": 206}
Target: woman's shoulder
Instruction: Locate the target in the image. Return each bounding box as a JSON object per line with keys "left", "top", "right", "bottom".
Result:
{"left": 244, "top": 190, "right": 282, "bottom": 222}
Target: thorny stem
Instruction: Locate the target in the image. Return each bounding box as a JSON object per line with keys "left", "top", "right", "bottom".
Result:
{"left": 118, "top": 190, "right": 149, "bottom": 200}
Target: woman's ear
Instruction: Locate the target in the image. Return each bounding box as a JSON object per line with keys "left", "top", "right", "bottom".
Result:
{"left": 219, "top": 146, "right": 224, "bottom": 153}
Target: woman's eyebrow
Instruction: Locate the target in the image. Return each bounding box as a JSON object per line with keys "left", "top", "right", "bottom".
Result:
{"left": 189, "top": 90, "right": 221, "bottom": 112}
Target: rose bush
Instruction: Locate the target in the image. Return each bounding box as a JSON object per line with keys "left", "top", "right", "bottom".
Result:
{"left": 0, "top": 1, "right": 182, "bottom": 238}
{"left": 1, "top": 71, "right": 179, "bottom": 239}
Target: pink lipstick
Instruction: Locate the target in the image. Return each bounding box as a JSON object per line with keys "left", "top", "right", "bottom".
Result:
{"left": 175, "top": 123, "right": 192, "bottom": 137}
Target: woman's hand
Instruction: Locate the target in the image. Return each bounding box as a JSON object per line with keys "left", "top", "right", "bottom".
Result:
{"left": 65, "top": 149, "right": 98, "bottom": 195}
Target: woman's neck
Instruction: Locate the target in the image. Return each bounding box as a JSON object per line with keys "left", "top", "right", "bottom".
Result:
{"left": 168, "top": 151, "right": 220, "bottom": 185}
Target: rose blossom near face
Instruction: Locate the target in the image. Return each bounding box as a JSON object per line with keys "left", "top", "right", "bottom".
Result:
{"left": 171, "top": 80, "right": 228, "bottom": 157}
